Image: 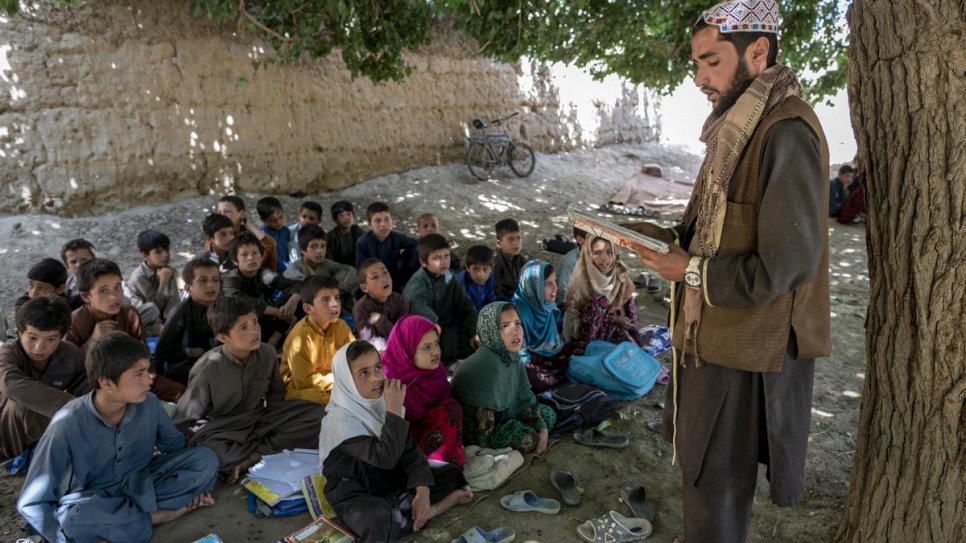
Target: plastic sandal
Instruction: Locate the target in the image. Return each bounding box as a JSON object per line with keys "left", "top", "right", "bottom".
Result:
{"left": 576, "top": 510, "right": 653, "bottom": 543}
{"left": 619, "top": 481, "right": 654, "bottom": 521}
{"left": 550, "top": 468, "right": 581, "bottom": 505}
{"left": 574, "top": 429, "right": 630, "bottom": 449}
{"left": 499, "top": 490, "right": 561, "bottom": 515}
{"left": 451, "top": 526, "right": 516, "bottom": 543}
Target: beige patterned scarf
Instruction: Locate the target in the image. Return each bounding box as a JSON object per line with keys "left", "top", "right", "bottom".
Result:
{"left": 679, "top": 63, "right": 802, "bottom": 361}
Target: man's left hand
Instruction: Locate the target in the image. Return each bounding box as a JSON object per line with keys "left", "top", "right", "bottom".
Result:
{"left": 634, "top": 243, "right": 691, "bottom": 282}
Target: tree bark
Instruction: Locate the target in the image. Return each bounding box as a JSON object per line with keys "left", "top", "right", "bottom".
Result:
{"left": 836, "top": 1, "right": 966, "bottom": 541}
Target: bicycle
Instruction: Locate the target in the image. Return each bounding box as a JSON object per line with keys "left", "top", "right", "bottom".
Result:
{"left": 465, "top": 112, "right": 536, "bottom": 180}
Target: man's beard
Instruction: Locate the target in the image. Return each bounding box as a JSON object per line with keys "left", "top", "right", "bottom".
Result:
{"left": 712, "top": 58, "right": 755, "bottom": 117}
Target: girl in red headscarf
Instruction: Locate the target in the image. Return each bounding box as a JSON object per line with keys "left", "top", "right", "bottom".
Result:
{"left": 382, "top": 315, "right": 465, "bottom": 467}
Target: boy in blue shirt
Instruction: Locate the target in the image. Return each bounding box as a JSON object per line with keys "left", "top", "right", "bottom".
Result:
{"left": 17, "top": 332, "right": 218, "bottom": 543}
{"left": 457, "top": 245, "right": 498, "bottom": 311}
{"left": 355, "top": 202, "right": 418, "bottom": 292}
{"left": 257, "top": 196, "right": 291, "bottom": 273}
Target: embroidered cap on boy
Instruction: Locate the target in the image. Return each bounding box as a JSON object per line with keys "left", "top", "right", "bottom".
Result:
{"left": 700, "top": 0, "right": 780, "bottom": 34}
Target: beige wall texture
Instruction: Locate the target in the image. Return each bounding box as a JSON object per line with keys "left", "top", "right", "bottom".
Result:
{"left": 0, "top": 1, "right": 660, "bottom": 216}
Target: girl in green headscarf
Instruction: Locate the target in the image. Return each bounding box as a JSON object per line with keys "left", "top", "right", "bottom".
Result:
{"left": 451, "top": 302, "right": 557, "bottom": 453}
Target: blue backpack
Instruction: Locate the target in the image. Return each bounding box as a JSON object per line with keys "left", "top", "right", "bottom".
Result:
{"left": 565, "top": 340, "right": 661, "bottom": 400}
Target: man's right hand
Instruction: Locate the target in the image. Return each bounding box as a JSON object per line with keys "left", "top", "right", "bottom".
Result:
{"left": 383, "top": 379, "right": 407, "bottom": 415}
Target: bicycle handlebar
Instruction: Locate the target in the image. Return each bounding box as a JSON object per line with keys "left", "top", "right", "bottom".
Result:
{"left": 489, "top": 112, "right": 520, "bottom": 126}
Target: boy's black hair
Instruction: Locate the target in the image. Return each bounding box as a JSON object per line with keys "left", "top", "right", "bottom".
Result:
{"left": 465, "top": 245, "right": 494, "bottom": 267}
{"left": 495, "top": 218, "right": 521, "bottom": 238}
{"left": 692, "top": 19, "right": 778, "bottom": 67}
{"left": 230, "top": 231, "right": 264, "bottom": 261}
{"left": 330, "top": 200, "right": 354, "bottom": 220}
{"left": 299, "top": 275, "right": 341, "bottom": 304}
{"left": 86, "top": 331, "right": 151, "bottom": 390}
{"left": 136, "top": 229, "right": 171, "bottom": 254}
{"left": 76, "top": 258, "right": 122, "bottom": 294}
{"left": 573, "top": 227, "right": 587, "bottom": 241}
{"left": 838, "top": 164, "right": 856, "bottom": 175}
{"left": 16, "top": 296, "right": 72, "bottom": 335}
{"left": 300, "top": 201, "right": 324, "bottom": 217}
{"left": 27, "top": 258, "right": 68, "bottom": 288}
{"left": 218, "top": 195, "right": 246, "bottom": 212}
{"left": 60, "top": 238, "right": 95, "bottom": 264}
{"left": 298, "top": 224, "right": 327, "bottom": 253}
{"left": 417, "top": 233, "right": 451, "bottom": 264}
{"left": 345, "top": 339, "right": 378, "bottom": 367}
{"left": 203, "top": 213, "right": 235, "bottom": 238}
{"left": 207, "top": 295, "right": 256, "bottom": 336}
{"left": 356, "top": 258, "right": 385, "bottom": 284}
{"left": 183, "top": 257, "right": 220, "bottom": 284}
{"left": 366, "top": 202, "right": 390, "bottom": 221}
{"left": 256, "top": 196, "right": 283, "bottom": 221}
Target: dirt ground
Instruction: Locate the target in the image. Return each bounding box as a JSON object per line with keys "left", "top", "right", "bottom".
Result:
{"left": 0, "top": 142, "right": 867, "bottom": 542}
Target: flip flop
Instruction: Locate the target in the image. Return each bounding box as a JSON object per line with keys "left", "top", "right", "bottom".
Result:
{"left": 499, "top": 490, "right": 561, "bottom": 515}
{"left": 451, "top": 526, "right": 516, "bottom": 543}
{"left": 549, "top": 468, "right": 581, "bottom": 505}
{"left": 619, "top": 481, "right": 654, "bottom": 521}
{"left": 574, "top": 429, "right": 630, "bottom": 449}
{"left": 576, "top": 510, "right": 653, "bottom": 543}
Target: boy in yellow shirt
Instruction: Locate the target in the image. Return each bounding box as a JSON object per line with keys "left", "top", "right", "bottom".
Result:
{"left": 280, "top": 276, "right": 354, "bottom": 404}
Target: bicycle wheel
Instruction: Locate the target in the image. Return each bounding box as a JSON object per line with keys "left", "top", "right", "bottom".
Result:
{"left": 508, "top": 142, "right": 536, "bottom": 177}
{"left": 466, "top": 141, "right": 495, "bottom": 180}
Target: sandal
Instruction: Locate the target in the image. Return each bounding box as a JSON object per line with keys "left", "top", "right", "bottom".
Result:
{"left": 619, "top": 481, "right": 654, "bottom": 521}
{"left": 451, "top": 526, "right": 516, "bottom": 543}
{"left": 549, "top": 468, "right": 581, "bottom": 505}
{"left": 499, "top": 490, "right": 561, "bottom": 515}
{"left": 574, "top": 429, "right": 630, "bottom": 449}
{"left": 577, "top": 510, "right": 653, "bottom": 543}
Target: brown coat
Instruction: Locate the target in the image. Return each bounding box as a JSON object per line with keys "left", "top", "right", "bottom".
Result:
{"left": 671, "top": 97, "right": 832, "bottom": 372}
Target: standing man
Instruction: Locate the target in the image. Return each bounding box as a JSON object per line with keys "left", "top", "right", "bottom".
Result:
{"left": 631, "top": 2, "right": 831, "bottom": 541}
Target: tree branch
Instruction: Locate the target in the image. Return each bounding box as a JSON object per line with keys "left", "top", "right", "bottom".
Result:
{"left": 238, "top": 0, "right": 293, "bottom": 42}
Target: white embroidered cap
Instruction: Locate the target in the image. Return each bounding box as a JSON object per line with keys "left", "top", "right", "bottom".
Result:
{"left": 700, "top": 0, "right": 780, "bottom": 34}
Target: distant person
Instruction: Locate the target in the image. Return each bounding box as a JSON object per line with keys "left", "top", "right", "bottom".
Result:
{"left": 154, "top": 258, "right": 221, "bottom": 385}
{"left": 326, "top": 200, "right": 364, "bottom": 267}
{"left": 124, "top": 229, "right": 179, "bottom": 336}
{"left": 13, "top": 258, "right": 68, "bottom": 312}
{"left": 492, "top": 218, "right": 528, "bottom": 299}
{"left": 60, "top": 238, "right": 97, "bottom": 309}
{"left": 197, "top": 213, "right": 236, "bottom": 272}
{"left": 456, "top": 245, "right": 498, "bottom": 311}
{"left": 829, "top": 164, "right": 855, "bottom": 217}
{"left": 288, "top": 200, "right": 324, "bottom": 265}
{"left": 283, "top": 224, "right": 357, "bottom": 312}
{"left": 216, "top": 195, "right": 278, "bottom": 272}
{"left": 417, "top": 213, "right": 462, "bottom": 270}
{"left": 355, "top": 202, "right": 419, "bottom": 293}
{"left": 352, "top": 259, "right": 410, "bottom": 351}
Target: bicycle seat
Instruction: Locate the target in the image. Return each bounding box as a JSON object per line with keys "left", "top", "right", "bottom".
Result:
{"left": 472, "top": 119, "right": 487, "bottom": 130}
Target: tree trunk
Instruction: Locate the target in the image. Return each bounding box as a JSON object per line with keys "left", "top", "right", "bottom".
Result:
{"left": 836, "top": 1, "right": 966, "bottom": 541}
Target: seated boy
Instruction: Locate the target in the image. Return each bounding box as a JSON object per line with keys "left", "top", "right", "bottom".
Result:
{"left": 64, "top": 258, "right": 185, "bottom": 402}
{"left": 288, "top": 200, "right": 323, "bottom": 265}
{"left": 217, "top": 195, "right": 278, "bottom": 272}
{"left": 326, "top": 200, "right": 364, "bottom": 266}
{"left": 14, "top": 258, "right": 68, "bottom": 312}
{"left": 417, "top": 212, "right": 462, "bottom": 270}
{"left": 172, "top": 296, "right": 325, "bottom": 484}
{"left": 283, "top": 224, "right": 357, "bottom": 311}
{"left": 16, "top": 332, "right": 218, "bottom": 543}
{"left": 492, "top": 218, "right": 529, "bottom": 299}
{"left": 355, "top": 201, "right": 418, "bottom": 292}
{"left": 221, "top": 232, "right": 300, "bottom": 346}
{"left": 257, "top": 196, "right": 291, "bottom": 273}
{"left": 403, "top": 234, "right": 479, "bottom": 363}
{"left": 0, "top": 297, "right": 88, "bottom": 465}
{"left": 352, "top": 259, "right": 411, "bottom": 351}
{"left": 125, "top": 229, "right": 180, "bottom": 336}
{"left": 198, "top": 213, "right": 236, "bottom": 272}
{"left": 155, "top": 258, "right": 221, "bottom": 385}
{"left": 280, "top": 276, "right": 354, "bottom": 405}
{"left": 456, "top": 245, "right": 498, "bottom": 311}
{"left": 555, "top": 226, "right": 586, "bottom": 307}
{"left": 60, "top": 238, "right": 96, "bottom": 309}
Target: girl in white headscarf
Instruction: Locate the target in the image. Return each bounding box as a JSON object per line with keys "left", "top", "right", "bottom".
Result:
{"left": 318, "top": 340, "right": 471, "bottom": 542}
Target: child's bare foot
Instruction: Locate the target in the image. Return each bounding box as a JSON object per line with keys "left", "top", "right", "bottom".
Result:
{"left": 150, "top": 492, "right": 215, "bottom": 525}
{"left": 429, "top": 489, "right": 473, "bottom": 520}
{"left": 226, "top": 451, "right": 261, "bottom": 485}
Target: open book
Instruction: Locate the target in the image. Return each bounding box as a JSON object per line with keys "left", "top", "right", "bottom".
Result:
{"left": 567, "top": 206, "right": 670, "bottom": 254}
{"left": 280, "top": 515, "right": 355, "bottom": 543}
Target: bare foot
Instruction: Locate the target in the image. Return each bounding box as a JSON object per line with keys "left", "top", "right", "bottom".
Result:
{"left": 428, "top": 489, "right": 473, "bottom": 520}
{"left": 226, "top": 451, "right": 262, "bottom": 485}
{"left": 150, "top": 492, "right": 215, "bottom": 525}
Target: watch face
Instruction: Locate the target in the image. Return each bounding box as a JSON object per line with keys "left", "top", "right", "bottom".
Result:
{"left": 684, "top": 272, "right": 700, "bottom": 287}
